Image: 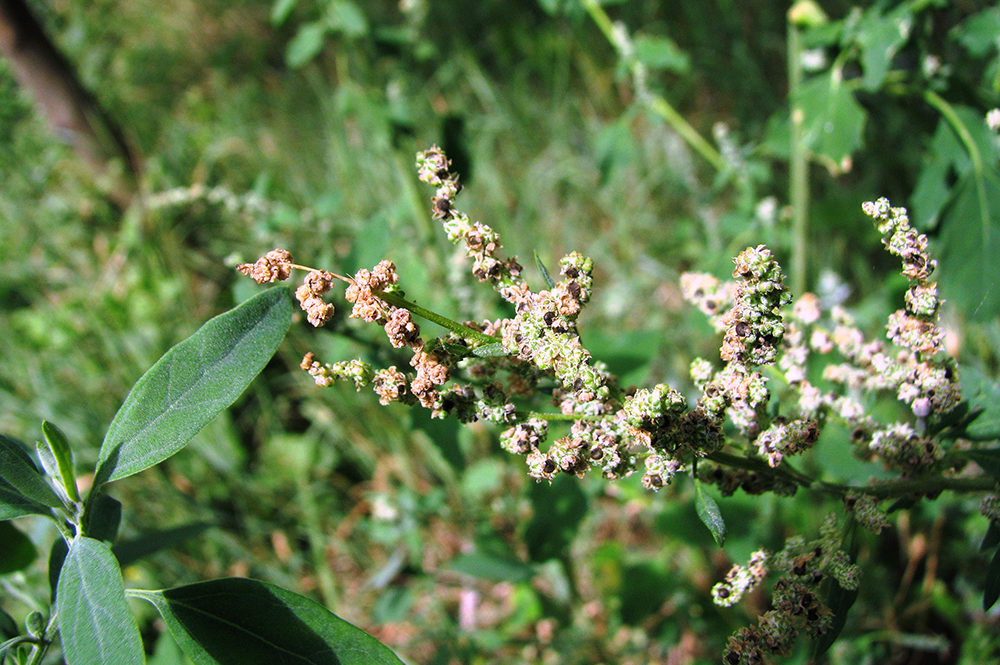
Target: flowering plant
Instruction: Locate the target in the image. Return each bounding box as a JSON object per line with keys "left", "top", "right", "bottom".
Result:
{"left": 237, "top": 147, "right": 1000, "bottom": 663}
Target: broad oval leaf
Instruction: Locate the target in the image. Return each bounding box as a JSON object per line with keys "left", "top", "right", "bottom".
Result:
{"left": 0, "top": 433, "right": 61, "bottom": 509}
{"left": 95, "top": 288, "right": 292, "bottom": 487}
{"left": 56, "top": 537, "right": 145, "bottom": 665}
{"left": 133, "top": 578, "right": 404, "bottom": 665}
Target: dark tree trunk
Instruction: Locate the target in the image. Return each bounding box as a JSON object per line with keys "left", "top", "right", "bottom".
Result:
{"left": 0, "top": 0, "right": 139, "bottom": 204}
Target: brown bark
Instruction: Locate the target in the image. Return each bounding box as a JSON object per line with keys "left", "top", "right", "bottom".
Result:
{"left": 0, "top": 0, "right": 139, "bottom": 203}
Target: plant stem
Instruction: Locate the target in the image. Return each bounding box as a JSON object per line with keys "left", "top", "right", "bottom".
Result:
{"left": 706, "top": 450, "right": 998, "bottom": 499}
{"left": 787, "top": 11, "right": 809, "bottom": 295}
{"left": 375, "top": 289, "right": 500, "bottom": 347}
{"left": 579, "top": 0, "right": 725, "bottom": 173}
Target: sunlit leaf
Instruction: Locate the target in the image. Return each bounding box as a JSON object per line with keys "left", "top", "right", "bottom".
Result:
{"left": 56, "top": 537, "right": 145, "bottom": 665}
{"left": 95, "top": 288, "right": 292, "bottom": 487}
{"left": 270, "top": 0, "right": 297, "bottom": 26}
{"left": 286, "top": 23, "right": 327, "bottom": 68}
{"left": 0, "top": 433, "right": 61, "bottom": 511}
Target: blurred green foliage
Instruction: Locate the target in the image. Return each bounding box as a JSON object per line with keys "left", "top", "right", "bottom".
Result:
{"left": 2, "top": 0, "right": 1000, "bottom": 663}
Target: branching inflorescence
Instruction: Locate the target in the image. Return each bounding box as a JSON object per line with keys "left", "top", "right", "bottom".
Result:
{"left": 238, "top": 150, "right": 983, "bottom": 664}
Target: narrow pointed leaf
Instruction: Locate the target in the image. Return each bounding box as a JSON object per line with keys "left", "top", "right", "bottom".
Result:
{"left": 695, "top": 482, "right": 726, "bottom": 547}
{"left": 42, "top": 421, "right": 80, "bottom": 502}
{"left": 694, "top": 482, "right": 726, "bottom": 547}
{"left": 0, "top": 606, "right": 17, "bottom": 639}
{"left": 56, "top": 537, "right": 145, "bottom": 665}
{"left": 981, "top": 520, "right": 1000, "bottom": 552}
{"left": 134, "top": 578, "right": 404, "bottom": 665}
{"left": 0, "top": 433, "right": 61, "bottom": 509}
{"left": 985, "top": 546, "right": 1000, "bottom": 611}
{"left": 534, "top": 251, "right": 556, "bottom": 289}
{"left": 95, "top": 288, "right": 292, "bottom": 486}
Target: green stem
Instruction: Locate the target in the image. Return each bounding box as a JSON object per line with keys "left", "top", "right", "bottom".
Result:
{"left": 787, "top": 13, "right": 809, "bottom": 295}
{"left": 706, "top": 450, "right": 998, "bottom": 499}
{"left": 375, "top": 289, "right": 500, "bottom": 347}
{"left": 579, "top": 0, "right": 725, "bottom": 173}
{"left": 922, "top": 89, "right": 991, "bottom": 232}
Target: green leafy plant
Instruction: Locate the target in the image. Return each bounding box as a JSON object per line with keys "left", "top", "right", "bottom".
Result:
{"left": 0, "top": 288, "right": 404, "bottom": 665}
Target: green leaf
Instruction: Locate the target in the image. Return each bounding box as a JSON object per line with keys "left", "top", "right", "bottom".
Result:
{"left": 984, "top": 546, "right": 1000, "bottom": 611}
{"left": 41, "top": 421, "right": 80, "bottom": 502}
{"left": 534, "top": 251, "right": 556, "bottom": 289}
{"left": 471, "top": 342, "right": 507, "bottom": 358}
{"left": 958, "top": 366, "right": 1000, "bottom": 440}
{"left": 448, "top": 535, "right": 536, "bottom": 583}
{"left": 814, "top": 579, "right": 859, "bottom": 657}
{"left": 270, "top": 0, "right": 297, "bottom": 26}
{"left": 936, "top": 160, "right": 1000, "bottom": 320}
{"left": 965, "top": 448, "right": 1000, "bottom": 482}
{"left": 952, "top": 7, "right": 1000, "bottom": 57}
{"left": 910, "top": 116, "right": 962, "bottom": 230}
{"left": 56, "top": 537, "right": 145, "bottom": 665}
{"left": 48, "top": 536, "right": 68, "bottom": 602}
{"left": 286, "top": 22, "right": 327, "bottom": 68}
{"left": 0, "top": 520, "right": 37, "bottom": 573}
{"left": 113, "top": 522, "right": 213, "bottom": 568}
{"left": 0, "top": 476, "right": 51, "bottom": 520}
{"left": 0, "top": 433, "right": 61, "bottom": 510}
{"left": 854, "top": 2, "right": 914, "bottom": 91}
{"left": 134, "top": 578, "right": 404, "bottom": 665}
{"left": 85, "top": 494, "right": 123, "bottom": 544}
{"left": 0, "top": 605, "right": 17, "bottom": 639}
{"left": 633, "top": 34, "right": 690, "bottom": 74}
{"left": 326, "top": 0, "right": 367, "bottom": 38}
{"left": 913, "top": 105, "right": 1000, "bottom": 319}
{"left": 525, "top": 474, "right": 588, "bottom": 562}
{"left": 95, "top": 288, "right": 292, "bottom": 487}
{"left": 619, "top": 562, "right": 673, "bottom": 625}
{"left": 694, "top": 482, "right": 726, "bottom": 546}
{"left": 795, "top": 71, "right": 866, "bottom": 168}
{"left": 981, "top": 520, "right": 1000, "bottom": 552}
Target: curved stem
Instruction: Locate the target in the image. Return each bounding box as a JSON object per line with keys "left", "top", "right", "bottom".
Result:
{"left": 579, "top": 0, "right": 725, "bottom": 172}
{"left": 374, "top": 289, "right": 501, "bottom": 347}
